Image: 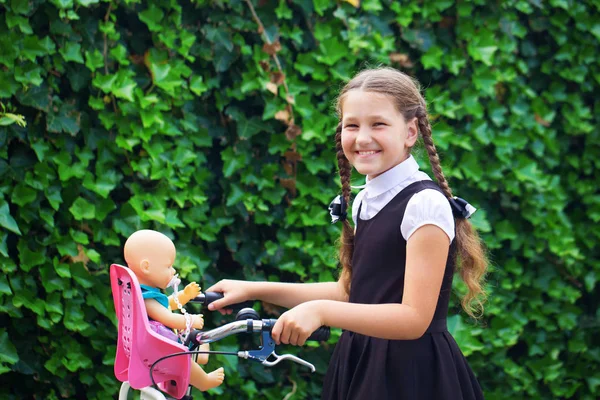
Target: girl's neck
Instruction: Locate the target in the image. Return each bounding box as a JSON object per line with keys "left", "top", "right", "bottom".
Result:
{"left": 366, "top": 154, "right": 411, "bottom": 181}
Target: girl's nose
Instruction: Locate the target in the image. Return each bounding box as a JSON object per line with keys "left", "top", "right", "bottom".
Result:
{"left": 355, "top": 127, "right": 373, "bottom": 145}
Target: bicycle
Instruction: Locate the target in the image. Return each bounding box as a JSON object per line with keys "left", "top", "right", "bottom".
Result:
{"left": 116, "top": 289, "right": 330, "bottom": 400}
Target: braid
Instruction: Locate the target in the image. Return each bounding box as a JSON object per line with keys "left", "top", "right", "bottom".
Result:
{"left": 416, "top": 107, "right": 487, "bottom": 317}
{"left": 335, "top": 122, "right": 354, "bottom": 294}
{"left": 416, "top": 108, "right": 453, "bottom": 199}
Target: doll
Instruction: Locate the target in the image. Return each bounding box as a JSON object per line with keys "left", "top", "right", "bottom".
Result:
{"left": 124, "top": 229, "right": 225, "bottom": 391}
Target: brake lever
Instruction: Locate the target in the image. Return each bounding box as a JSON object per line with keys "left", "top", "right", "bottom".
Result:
{"left": 263, "top": 351, "right": 316, "bottom": 373}
{"left": 237, "top": 329, "right": 316, "bottom": 372}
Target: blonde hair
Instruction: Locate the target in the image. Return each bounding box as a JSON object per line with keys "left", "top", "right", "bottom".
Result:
{"left": 334, "top": 67, "right": 487, "bottom": 318}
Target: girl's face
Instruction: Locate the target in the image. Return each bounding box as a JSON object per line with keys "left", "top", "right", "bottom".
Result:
{"left": 341, "top": 90, "right": 418, "bottom": 180}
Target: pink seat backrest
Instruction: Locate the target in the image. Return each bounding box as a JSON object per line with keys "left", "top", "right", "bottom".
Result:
{"left": 110, "top": 263, "right": 191, "bottom": 399}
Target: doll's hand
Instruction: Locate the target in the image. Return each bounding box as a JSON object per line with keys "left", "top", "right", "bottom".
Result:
{"left": 192, "top": 314, "right": 204, "bottom": 330}
{"left": 271, "top": 301, "right": 324, "bottom": 346}
{"left": 205, "top": 279, "right": 254, "bottom": 315}
{"left": 184, "top": 282, "right": 201, "bottom": 299}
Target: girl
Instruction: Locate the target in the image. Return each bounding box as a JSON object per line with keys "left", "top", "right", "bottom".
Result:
{"left": 207, "top": 67, "right": 487, "bottom": 399}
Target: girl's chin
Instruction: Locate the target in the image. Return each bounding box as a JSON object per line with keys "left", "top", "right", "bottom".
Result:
{"left": 354, "top": 166, "right": 384, "bottom": 177}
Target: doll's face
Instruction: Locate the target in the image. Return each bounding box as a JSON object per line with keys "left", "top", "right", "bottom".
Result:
{"left": 145, "top": 248, "right": 177, "bottom": 289}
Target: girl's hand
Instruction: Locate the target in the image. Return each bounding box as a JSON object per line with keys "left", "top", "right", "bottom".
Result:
{"left": 271, "top": 301, "right": 324, "bottom": 346}
{"left": 184, "top": 282, "right": 201, "bottom": 299}
{"left": 205, "top": 279, "right": 254, "bottom": 314}
{"left": 191, "top": 314, "right": 204, "bottom": 329}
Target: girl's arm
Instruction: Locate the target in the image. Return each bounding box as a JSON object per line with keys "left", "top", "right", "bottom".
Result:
{"left": 206, "top": 279, "right": 349, "bottom": 312}
{"left": 145, "top": 299, "right": 204, "bottom": 330}
{"left": 272, "top": 224, "right": 449, "bottom": 344}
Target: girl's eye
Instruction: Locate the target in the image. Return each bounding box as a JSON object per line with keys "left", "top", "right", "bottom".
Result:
{"left": 345, "top": 124, "right": 358, "bottom": 128}
{"left": 373, "top": 122, "right": 386, "bottom": 127}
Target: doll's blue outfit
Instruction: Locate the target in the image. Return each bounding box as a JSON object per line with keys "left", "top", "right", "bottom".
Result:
{"left": 140, "top": 284, "right": 179, "bottom": 342}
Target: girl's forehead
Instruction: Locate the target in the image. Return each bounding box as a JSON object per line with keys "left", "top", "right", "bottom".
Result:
{"left": 341, "top": 90, "right": 400, "bottom": 117}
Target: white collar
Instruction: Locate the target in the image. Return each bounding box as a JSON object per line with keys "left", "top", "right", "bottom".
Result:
{"left": 353, "top": 155, "right": 420, "bottom": 199}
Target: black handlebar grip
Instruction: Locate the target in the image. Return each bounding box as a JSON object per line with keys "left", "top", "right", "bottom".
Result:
{"left": 192, "top": 292, "right": 254, "bottom": 311}
{"left": 202, "top": 292, "right": 225, "bottom": 305}
{"left": 264, "top": 319, "right": 330, "bottom": 342}
{"left": 307, "top": 326, "right": 330, "bottom": 342}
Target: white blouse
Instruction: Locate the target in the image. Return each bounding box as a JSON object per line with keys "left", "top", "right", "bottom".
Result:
{"left": 351, "top": 155, "right": 455, "bottom": 243}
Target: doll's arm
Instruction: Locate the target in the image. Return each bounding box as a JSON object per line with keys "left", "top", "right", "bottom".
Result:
{"left": 168, "top": 282, "right": 201, "bottom": 310}
{"left": 145, "top": 299, "right": 204, "bottom": 330}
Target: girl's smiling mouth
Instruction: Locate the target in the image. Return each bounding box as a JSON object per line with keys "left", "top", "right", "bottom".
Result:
{"left": 356, "top": 150, "right": 382, "bottom": 157}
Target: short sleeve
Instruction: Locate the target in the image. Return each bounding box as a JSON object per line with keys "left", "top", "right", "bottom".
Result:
{"left": 400, "top": 189, "right": 455, "bottom": 243}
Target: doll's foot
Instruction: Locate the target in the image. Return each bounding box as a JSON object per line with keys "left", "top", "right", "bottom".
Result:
{"left": 199, "top": 367, "right": 225, "bottom": 391}
{"left": 197, "top": 343, "right": 210, "bottom": 365}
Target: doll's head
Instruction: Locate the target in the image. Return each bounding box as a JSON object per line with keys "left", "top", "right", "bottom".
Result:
{"left": 124, "top": 230, "right": 177, "bottom": 289}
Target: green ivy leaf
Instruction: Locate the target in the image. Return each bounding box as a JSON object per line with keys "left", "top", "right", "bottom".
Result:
{"left": 82, "top": 170, "right": 119, "bottom": 198}
{"left": 11, "top": 183, "right": 37, "bottom": 206}
{"left": 0, "top": 274, "right": 11, "bottom": 295}
{"left": 46, "top": 103, "right": 80, "bottom": 136}
{"left": 17, "top": 240, "right": 46, "bottom": 271}
{"left": 421, "top": 46, "right": 444, "bottom": 70}
{"left": 0, "top": 330, "right": 18, "bottom": 365}
{"left": 467, "top": 30, "right": 498, "bottom": 66}
{"left": 0, "top": 203, "right": 21, "bottom": 235}
{"left": 69, "top": 197, "right": 96, "bottom": 220}
{"left": 149, "top": 63, "right": 182, "bottom": 94}
{"left": 63, "top": 301, "right": 90, "bottom": 331}
{"left": 189, "top": 75, "right": 208, "bottom": 96}
{"left": 76, "top": 0, "right": 100, "bottom": 7}
{"left": 21, "top": 36, "right": 52, "bottom": 61}
{"left": 45, "top": 292, "right": 64, "bottom": 315}
{"left": 317, "top": 37, "right": 346, "bottom": 66}
{"left": 221, "top": 147, "right": 244, "bottom": 178}
{"left": 112, "top": 83, "right": 136, "bottom": 102}
{"left": 59, "top": 41, "right": 84, "bottom": 63}
{"left": 51, "top": 0, "right": 75, "bottom": 9}
{"left": 71, "top": 263, "right": 95, "bottom": 289}
{"left": 138, "top": 5, "right": 164, "bottom": 32}
{"left": 14, "top": 63, "right": 44, "bottom": 86}
{"left": 0, "top": 232, "right": 8, "bottom": 257}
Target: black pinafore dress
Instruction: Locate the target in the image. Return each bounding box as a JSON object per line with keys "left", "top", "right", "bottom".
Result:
{"left": 321, "top": 180, "right": 484, "bottom": 400}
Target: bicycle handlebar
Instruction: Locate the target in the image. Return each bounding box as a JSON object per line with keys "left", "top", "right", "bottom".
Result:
{"left": 190, "top": 292, "right": 254, "bottom": 311}
{"left": 184, "top": 319, "right": 330, "bottom": 348}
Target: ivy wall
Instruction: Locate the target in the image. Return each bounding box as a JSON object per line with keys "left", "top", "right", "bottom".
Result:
{"left": 0, "top": 0, "right": 599, "bottom": 399}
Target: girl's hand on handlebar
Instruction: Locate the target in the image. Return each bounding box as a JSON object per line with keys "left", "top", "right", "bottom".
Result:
{"left": 271, "top": 301, "right": 324, "bottom": 346}
{"left": 205, "top": 279, "right": 253, "bottom": 314}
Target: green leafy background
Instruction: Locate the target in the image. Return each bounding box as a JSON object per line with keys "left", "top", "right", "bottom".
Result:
{"left": 1, "top": 0, "right": 599, "bottom": 398}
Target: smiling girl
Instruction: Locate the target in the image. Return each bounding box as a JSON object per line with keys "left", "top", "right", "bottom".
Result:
{"left": 208, "top": 67, "right": 487, "bottom": 399}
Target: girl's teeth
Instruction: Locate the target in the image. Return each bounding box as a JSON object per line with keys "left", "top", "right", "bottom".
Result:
{"left": 358, "top": 151, "right": 378, "bottom": 155}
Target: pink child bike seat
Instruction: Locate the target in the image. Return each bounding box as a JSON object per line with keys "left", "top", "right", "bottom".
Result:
{"left": 110, "top": 263, "right": 191, "bottom": 399}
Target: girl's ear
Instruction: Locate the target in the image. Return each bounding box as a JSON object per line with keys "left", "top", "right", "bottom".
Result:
{"left": 405, "top": 117, "right": 419, "bottom": 147}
